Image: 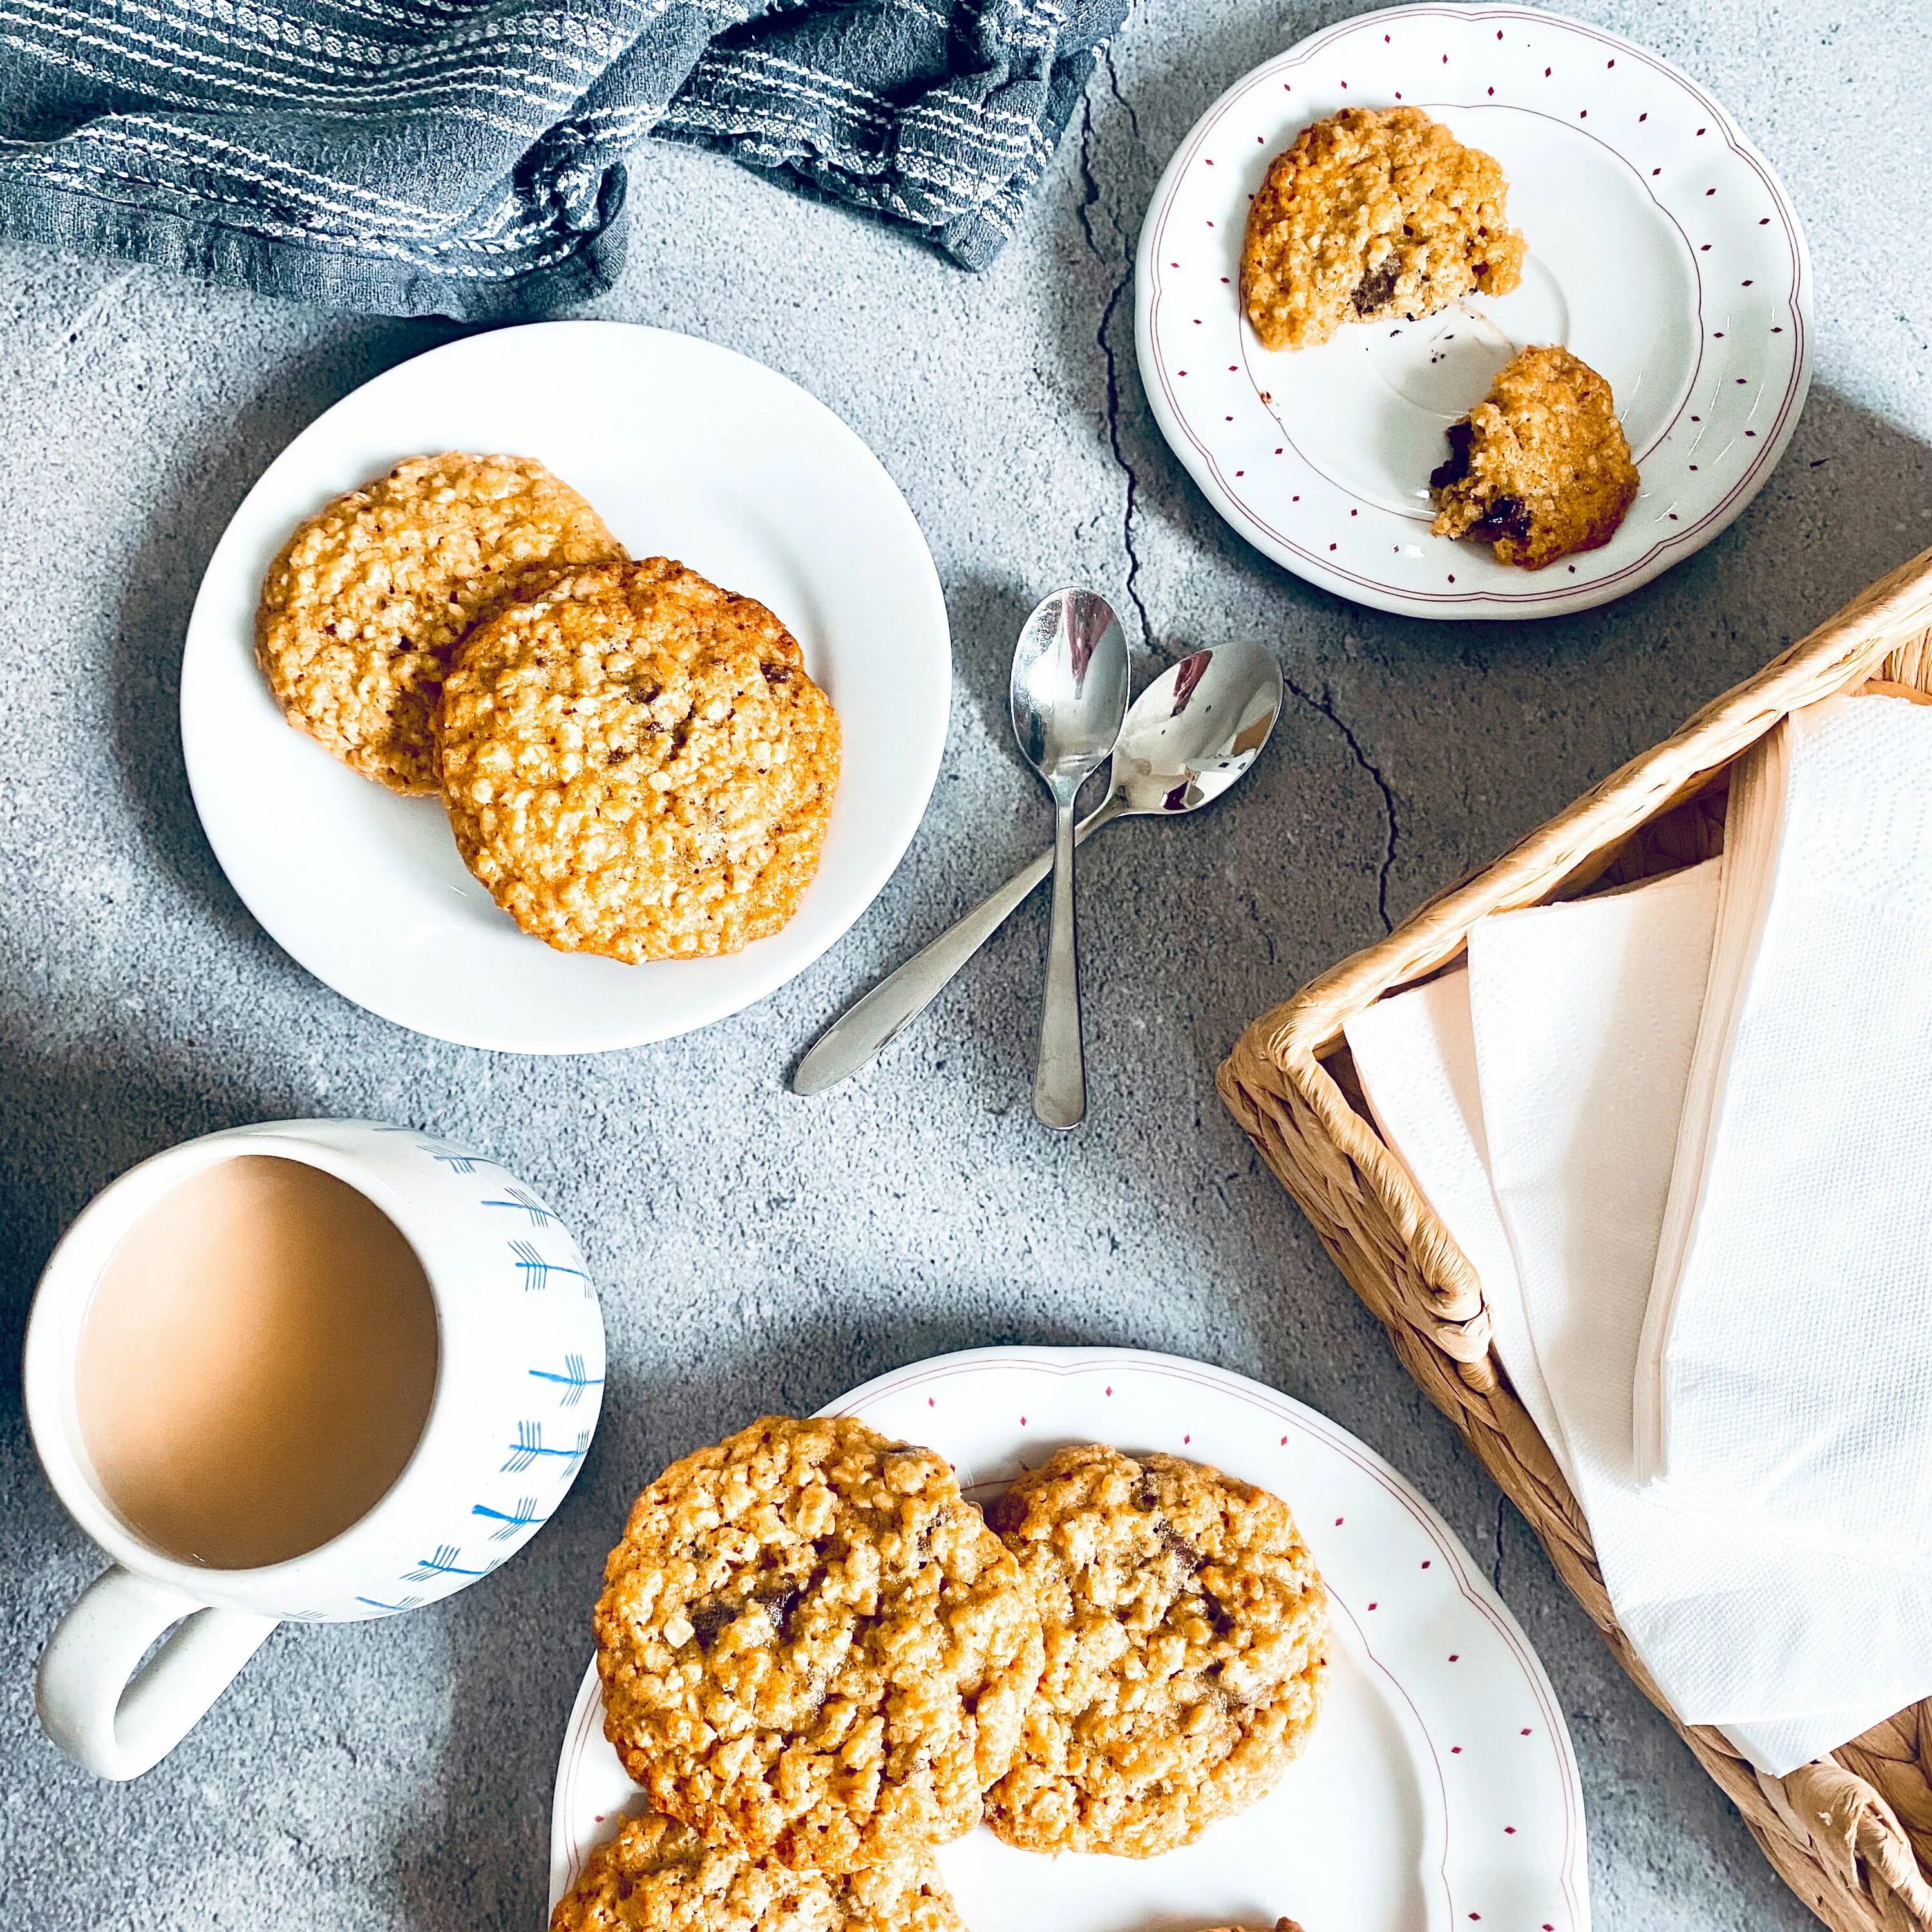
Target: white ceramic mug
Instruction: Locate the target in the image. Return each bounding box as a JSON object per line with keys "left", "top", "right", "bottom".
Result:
{"left": 24, "top": 1118, "right": 605, "bottom": 1780}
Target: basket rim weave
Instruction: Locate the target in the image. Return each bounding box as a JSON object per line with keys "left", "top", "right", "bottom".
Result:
{"left": 1219, "top": 545, "right": 1932, "bottom": 1932}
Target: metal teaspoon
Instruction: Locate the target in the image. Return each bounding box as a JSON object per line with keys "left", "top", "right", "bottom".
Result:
{"left": 791, "top": 639, "right": 1285, "bottom": 1099}
{"left": 1008, "top": 589, "right": 1130, "bottom": 1128}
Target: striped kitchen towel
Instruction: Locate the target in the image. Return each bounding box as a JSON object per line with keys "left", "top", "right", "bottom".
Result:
{"left": 0, "top": 0, "right": 1126, "bottom": 318}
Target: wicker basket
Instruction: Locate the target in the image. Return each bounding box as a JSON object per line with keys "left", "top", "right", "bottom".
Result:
{"left": 1220, "top": 547, "right": 1932, "bottom": 1932}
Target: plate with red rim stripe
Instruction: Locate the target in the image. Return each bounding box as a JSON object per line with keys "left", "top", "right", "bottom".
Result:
{"left": 1134, "top": 1, "right": 1811, "bottom": 620}
{"left": 548, "top": 1346, "right": 1587, "bottom": 1932}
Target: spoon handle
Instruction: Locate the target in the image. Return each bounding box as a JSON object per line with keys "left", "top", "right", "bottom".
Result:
{"left": 791, "top": 797, "right": 1123, "bottom": 1097}
{"left": 1033, "top": 795, "right": 1085, "bottom": 1130}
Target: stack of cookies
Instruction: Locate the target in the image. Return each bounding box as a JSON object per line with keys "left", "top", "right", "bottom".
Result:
{"left": 558, "top": 1417, "right": 1329, "bottom": 1931}
{"left": 254, "top": 453, "right": 840, "bottom": 962}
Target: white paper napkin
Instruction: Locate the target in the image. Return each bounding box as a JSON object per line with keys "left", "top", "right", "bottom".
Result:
{"left": 1468, "top": 867, "right": 1721, "bottom": 1612}
{"left": 1349, "top": 866, "right": 1932, "bottom": 1771}
{"left": 1345, "top": 967, "right": 1571, "bottom": 1488}
{"left": 1639, "top": 696, "right": 1932, "bottom": 1560}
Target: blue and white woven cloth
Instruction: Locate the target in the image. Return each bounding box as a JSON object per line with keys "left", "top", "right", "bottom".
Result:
{"left": 0, "top": 0, "right": 1125, "bottom": 317}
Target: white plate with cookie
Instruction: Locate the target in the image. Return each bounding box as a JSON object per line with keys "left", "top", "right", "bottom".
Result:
{"left": 549, "top": 1347, "right": 1588, "bottom": 1932}
{"left": 1135, "top": 2, "right": 1811, "bottom": 619}
{"left": 180, "top": 321, "right": 950, "bottom": 1052}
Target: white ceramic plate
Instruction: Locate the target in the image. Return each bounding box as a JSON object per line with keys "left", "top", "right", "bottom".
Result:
{"left": 180, "top": 321, "right": 950, "bottom": 1052}
{"left": 1135, "top": 2, "right": 1811, "bottom": 620}
{"left": 550, "top": 1347, "right": 1588, "bottom": 1932}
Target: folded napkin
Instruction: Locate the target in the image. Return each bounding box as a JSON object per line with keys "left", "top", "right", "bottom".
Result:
{"left": 1639, "top": 694, "right": 1932, "bottom": 1558}
{"left": 1344, "top": 967, "right": 1571, "bottom": 1482}
{"left": 0, "top": 0, "right": 1124, "bottom": 318}
{"left": 1349, "top": 866, "right": 1932, "bottom": 1773}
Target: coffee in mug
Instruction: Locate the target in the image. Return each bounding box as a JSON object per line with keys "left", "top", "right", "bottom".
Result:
{"left": 75, "top": 1154, "right": 439, "bottom": 1570}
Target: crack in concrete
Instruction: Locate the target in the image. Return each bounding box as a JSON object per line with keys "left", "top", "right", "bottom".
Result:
{"left": 1100, "top": 43, "right": 1143, "bottom": 149}
{"left": 1075, "top": 86, "right": 1154, "bottom": 656}
{"left": 1492, "top": 1490, "right": 1508, "bottom": 1596}
{"left": 1283, "top": 672, "right": 1400, "bottom": 933}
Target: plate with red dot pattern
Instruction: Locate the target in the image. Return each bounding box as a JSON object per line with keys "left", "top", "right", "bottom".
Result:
{"left": 1135, "top": 2, "right": 1810, "bottom": 620}
{"left": 549, "top": 1347, "right": 1587, "bottom": 1932}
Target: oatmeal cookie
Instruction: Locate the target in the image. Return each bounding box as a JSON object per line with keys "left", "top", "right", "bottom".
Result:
{"left": 1242, "top": 106, "right": 1526, "bottom": 352}
{"left": 1195, "top": 1922, "right": 1306, "bottom": 1931}
{"left": 594, "top": 1416, "right": 1044, "bottom": 1873}
{"left": 983, "top": 1443, "right": 1329, "bottom": 1858}
{"left": 1428, "top": 343, "right": 1639, "bottom": 567}
{"left": 255, "top": 452, "right": 623, "bottom": 794}
{"left": 437, "top": 558, "right": 840, "bottom": 963}
{"left": 549, "top": 1813, "right": 964, "bottom": 1932}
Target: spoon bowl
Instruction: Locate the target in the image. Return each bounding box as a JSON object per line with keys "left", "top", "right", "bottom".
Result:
{"left": 1008, "top": 590, "right": 1133, "bottom": 793}
{"left": 1108, "top": 643, "right": 1284, "bottom": 818}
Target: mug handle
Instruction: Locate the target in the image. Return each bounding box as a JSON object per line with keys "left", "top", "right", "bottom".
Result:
{"left": 36, "top": 1567, "right": 280, "bottom": 1779}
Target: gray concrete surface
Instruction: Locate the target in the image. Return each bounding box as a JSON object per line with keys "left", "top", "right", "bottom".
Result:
{"left": 3, "top": 1, "right": 1928, "bottom": 1926}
